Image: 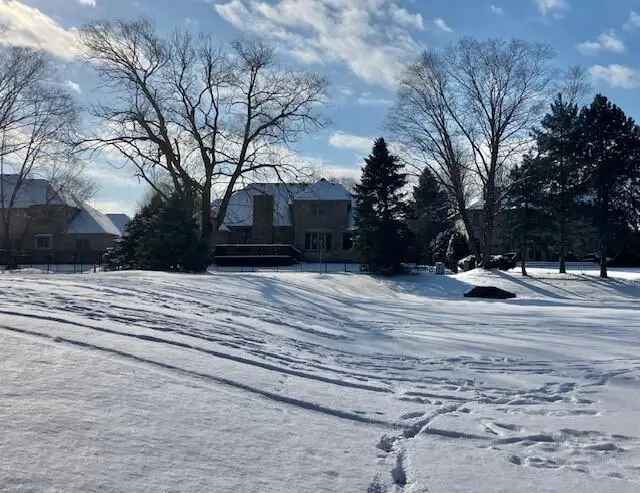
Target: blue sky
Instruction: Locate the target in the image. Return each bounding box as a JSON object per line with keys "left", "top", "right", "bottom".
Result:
{"left": 1, "top": 0, "right": 639, "bottom": 214}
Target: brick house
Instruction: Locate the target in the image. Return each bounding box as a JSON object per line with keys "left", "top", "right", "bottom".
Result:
{"left": 213, "top": 179, "right": 357, "bottom": 262}
{"left": 0, "top": 175, "right": 125, "bottom": 263}
{"left": 455, "top": 199, "right": 600, "bottom": 261}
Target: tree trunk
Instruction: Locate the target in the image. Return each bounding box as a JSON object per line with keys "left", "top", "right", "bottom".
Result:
{"left": 559, "top": 129, "right": 567, "bottom": 274}
{"left": 459, "top": 207, "right": 481, "bottom": 259}
{"left": 1, "top": 214, "right": 14, "bottom": 269}
{"left": 599, "top": 190, "right": 609, "bottom": 279}
{"left": 600, "top": 203, "right": 608, "bottom": 279}
{"left": 600, "top": 242, "right": 607, "bottom": 279}
{"left": 521, "top": 200, "right": 528, "bottom": 277}
{"left": 200, "top": 178, "right": 213, "bottom": 244}
{"left": 559, "top": 213, "right": 567, "bottom": 274}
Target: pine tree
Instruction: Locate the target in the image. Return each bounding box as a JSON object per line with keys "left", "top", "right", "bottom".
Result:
{"left": 354, "top": 138, "right": 408, "bottom": 274}
{"left": 410, "top": 168, "right": 449, "bottom": 264}
{"left": 106, "top": 192, "right": 209, "bottom": 272}
{"left": 576, "top": 94, "right": 640, "bottom": 278}
{"left": 534, "top": 94, "right": 581, "bottom": 273}
{"left": 506, "top": 156, "right": 546, "bottom": 276}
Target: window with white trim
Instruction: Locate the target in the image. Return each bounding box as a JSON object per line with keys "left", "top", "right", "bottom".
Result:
{"left": 34, "top": 234, "right": 52, "bottom": 250}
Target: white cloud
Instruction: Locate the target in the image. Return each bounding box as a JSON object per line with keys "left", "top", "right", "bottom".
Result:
{"left": 213, "top": 0, "right": 424, "bottom": 89}
{"left": 64, "top": 80, "right": 82, "bottom": 94}
{"left": 329, "top": 131, "right": 374, "bottom": 155}
{"left": 490, "top": 5, "right": 504, "bottom": 15}
{"left": 623, "top": 10, "right": 640, "bottom": 31}
{"left": 577, "top": 32, "right": 625, "bottom": 56}
{"left": 535, "top": 0, "right": 568, "bottom": 18}
{"left": 77, "top": 0, "right": 96, "bottom": 6}
{"left": 0, "top": 0, "right": 81, "bottom": 59}
{"left": 356, "top": 91, "right": 393, "bottom": 106}
{"left": 389, "top": 3, "right": 424, "bottom": 30}
{"left": 433, "top": 18, "right": 453, "bottom": 33}
{"left": 589, "top": 64, "right": 640, "bottom": 89}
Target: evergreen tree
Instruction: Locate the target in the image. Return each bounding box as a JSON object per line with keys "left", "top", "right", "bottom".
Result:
{"left": 534, "top": 94, "right": 582, "bottom": 273}
{"left": 409, "top": 168, "right": 449, "bottom": 264}
{"left": 106, "top": 192, "right": 210, "bottom": 272}
{"left": 506, "top": 156, "right": 547, "bottom": 276}
{"left": 576, "top": 94, "right": 640, "bottom": 278}
{"left": 354, "top": 138, "right": 408, "bottom": 274}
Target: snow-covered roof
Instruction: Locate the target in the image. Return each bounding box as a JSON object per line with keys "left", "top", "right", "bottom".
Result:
{"left": 215, "top": 180, "right": 353, "bottom": 228}
{"left": 294, "top": 179, "right": 353, "bottom": 201}
{"left": 107, "top": 213, "right": 131, "bottom": 234}
{"left": 67, "top": 200, "right": 122, "bottom": 236}
{"left": 0, "top": 174, "right": 73, "bottom": 208}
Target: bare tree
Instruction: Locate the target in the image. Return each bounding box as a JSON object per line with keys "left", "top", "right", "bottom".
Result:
{"left": 80, "top": 20, "right": 328, "bottom": 242}
{"left": 389, "top": 51, "right": 480, "bottom": 257}
{"left": 0, "top": 46, "right": 83, "bottom": 260}
{"left": 448, "top": 39, "right": 554, "bottom": 266}
{"left": 392, "top": 39, "right": 554, "bottom": 267}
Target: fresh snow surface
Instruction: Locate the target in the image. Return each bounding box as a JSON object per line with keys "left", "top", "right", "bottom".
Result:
{"left": 1, "top": 268, "right": 639, "bottom": 492}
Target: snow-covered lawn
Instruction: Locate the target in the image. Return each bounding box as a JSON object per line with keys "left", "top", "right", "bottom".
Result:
{"left": 1, "top": 268, "right": 639, "bottom": 492}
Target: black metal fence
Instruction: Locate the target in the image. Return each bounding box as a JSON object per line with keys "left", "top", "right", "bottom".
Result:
{"left": 207, "top": 262, "right": 442, "bottom": 274}
{"left": 0, "top": 250, "right": 103, "bottom": 273}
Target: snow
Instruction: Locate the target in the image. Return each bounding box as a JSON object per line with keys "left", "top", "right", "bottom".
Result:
{"left": 66, "top": 201, "right": 121, "bottom": 236}
{"left": 294, "top": 179, "right": 352, "bottom": 201}
{"left": 0, "top": 268, "right": 639, "bottom": 491}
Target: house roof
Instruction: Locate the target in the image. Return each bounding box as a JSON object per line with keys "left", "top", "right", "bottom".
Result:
{"left": 1, "top": 174, "right": 121, "bottom": 236}
{"left": 294, "top": 179, "right": 353, "bottom": 201}
{"left": 0, "top": 174, "right": 74, "bottom": 208}
{"left": 214, "top": 180, "right": 353, "bottom": 229}
{"left": 107, "top": 213, "right": 131, "bottom": 234}
{"left": 67, "top": 200, "right": 122, "bottom": 236}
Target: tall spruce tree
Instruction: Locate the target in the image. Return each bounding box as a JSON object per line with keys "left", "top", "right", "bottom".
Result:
{"left": 507, "top": 156, "right": 546, "bottom": 276}
{"left": 576, "top": 95, "right": 640, "bottom": 278}
{"left": 410, "top": 168, "right": 449, "bottom": 264}
{"left": 354, "top": 138, "right": 408, "bottom": 274}
{"left": 534, "top": 94, "right": 581, "bottom": 273}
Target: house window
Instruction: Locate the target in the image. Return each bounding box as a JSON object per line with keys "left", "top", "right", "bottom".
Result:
{"left": 342, "top": 232, "right": 353, "bottom": 250}
{"left": 35, "top": 234, "right": 52, "bottom": 250}
{"left": 312, "top": 204, "right": 326, "bottom": 217}
{"left": 305, "top": 231, "right": 332, "bottom": 251}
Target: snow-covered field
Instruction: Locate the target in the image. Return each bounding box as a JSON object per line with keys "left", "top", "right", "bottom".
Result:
{"left": 1, "top": 267, "right": 639, "bottom": 492}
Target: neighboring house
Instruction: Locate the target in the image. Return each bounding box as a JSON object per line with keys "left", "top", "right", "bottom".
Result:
{"left": 213, "top": 179, "right": 357, "bottom": 262}
{"left": 455, "top": 199, "right": 600, "bottom": 261}
{"left": 0, "top": 175, "right": 123, "bottom": 263}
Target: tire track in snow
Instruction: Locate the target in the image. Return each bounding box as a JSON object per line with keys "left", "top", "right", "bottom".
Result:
{"left": 0, "top": 324, "right": 400, "bottom": 428}
{"left": 0, "top": 308, "right": 391, "bottom": 394}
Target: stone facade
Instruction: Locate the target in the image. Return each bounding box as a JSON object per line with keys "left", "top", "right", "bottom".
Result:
{"left": 214, "top": 180, "right": 357, "bottom": 262}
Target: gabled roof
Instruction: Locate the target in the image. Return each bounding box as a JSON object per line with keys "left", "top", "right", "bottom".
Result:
{"left": 1, "top": 174, "right": 121, "bottom": 236}
{"left": 214, "top": 180, "right": 353, "bottom": 229}
{"left": 67, "top": 200, "right": 121, "bottom": 236}
{"left": 294, "top": 179, "right": 353, "bottom": 201}
{"left": 0, "top": 174, "right": 74, "bottom": 208}
{"left": 107, "top": 213, "right": 131, "bottom": 234}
